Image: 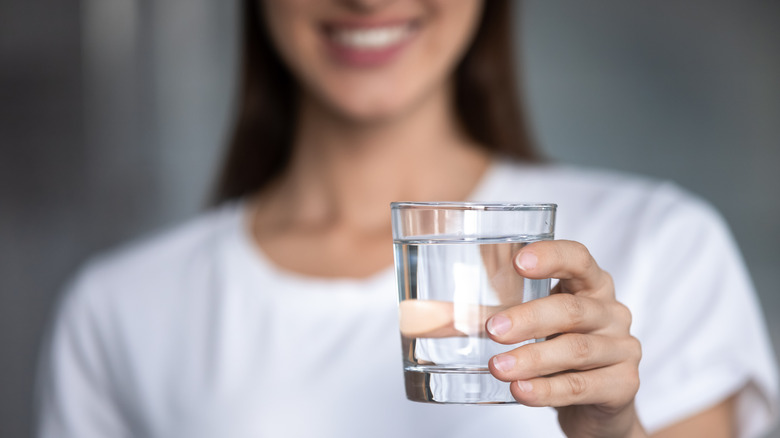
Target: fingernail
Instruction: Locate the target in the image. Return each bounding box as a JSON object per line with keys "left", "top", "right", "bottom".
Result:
{"left": 516, "top": 252, "right": 538, "bottom": 271}
{"left": 492, "top": 355, "right": 516, "bottom": 372}
{"left": 516, "top": 381, "right": 533, "bottom": 393}
{"left": 487, "top": 315, "right": 512, "bottom": 336}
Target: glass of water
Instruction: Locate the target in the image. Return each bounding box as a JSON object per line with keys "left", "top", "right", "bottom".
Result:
{"left": 391, "top": 202, "right": 556, "bottom": 404}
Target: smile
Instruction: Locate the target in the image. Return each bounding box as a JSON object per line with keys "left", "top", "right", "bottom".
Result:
{"left": 329, "top": 22, "right": 416, "bottom": 50}
{"left": 322, "top": 20, "right": 419, "bottom": 68}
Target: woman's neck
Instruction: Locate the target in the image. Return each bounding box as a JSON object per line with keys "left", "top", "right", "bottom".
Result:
{"left": 262, "top": 85, "right": 490, "bottom": 234}
{"left": 248, "top": 84, "right": 490, "bottom": 278}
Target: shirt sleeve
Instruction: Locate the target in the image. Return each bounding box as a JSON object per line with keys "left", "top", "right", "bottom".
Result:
{"left": 35, "top": 265, "right": 132, "bottom": 438}
{"left": 630, "top": 185, "right": 779, "bottom": 437}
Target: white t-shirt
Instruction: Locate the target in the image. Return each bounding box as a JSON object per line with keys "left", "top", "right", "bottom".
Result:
{"left": 36, "top": 160, "right": 778, "bottom": 437}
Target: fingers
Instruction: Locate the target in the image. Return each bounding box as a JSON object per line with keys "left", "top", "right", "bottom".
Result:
{"left": 486, "top": 293, "right": 632, "bottom": 342}
{"left": 509, "top": 363, "right": 641, "bottom": 411}
{"left": 489, "top": 333, "right": 642, "bottom": 382}
{"left": 514, "top": 240, "right": 613, "bottom": 296}
{"left": 491, "top": 239, "right": 642, "bottom": 416}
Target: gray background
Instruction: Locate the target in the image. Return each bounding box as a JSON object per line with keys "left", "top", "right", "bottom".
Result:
{"left": 1, "top": 1, "right": 778, "bottom": 436}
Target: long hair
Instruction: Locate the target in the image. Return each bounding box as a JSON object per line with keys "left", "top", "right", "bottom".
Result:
{"left": 212, "top": 0, "right": 539, "bottom": 204}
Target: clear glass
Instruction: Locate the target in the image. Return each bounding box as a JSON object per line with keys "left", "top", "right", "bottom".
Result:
{"left": 391, "top": 202, "right": 556, "bottom": 404}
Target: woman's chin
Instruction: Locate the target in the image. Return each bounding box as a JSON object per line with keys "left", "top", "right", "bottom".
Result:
{"left": 303, "top": 78, "right": 440, "bottom": 127}
{"left": 322, "top": 98, "right": 413, "bottom": 126}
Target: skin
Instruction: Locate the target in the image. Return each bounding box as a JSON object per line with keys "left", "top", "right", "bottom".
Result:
{"left": 253, "top": 0, "right": 737, "bottom": 436}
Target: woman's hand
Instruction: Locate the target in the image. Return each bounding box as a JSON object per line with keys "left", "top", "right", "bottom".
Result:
{"left": 486, "top": 240, "right": 646, "bottom": 438}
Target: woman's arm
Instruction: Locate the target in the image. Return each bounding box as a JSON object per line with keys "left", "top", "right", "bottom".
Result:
{"left": 651, "top": 396, "right": 735, "bottom": 438}
{"left": 36, "top": 269, "right": 130, "bottom": 438}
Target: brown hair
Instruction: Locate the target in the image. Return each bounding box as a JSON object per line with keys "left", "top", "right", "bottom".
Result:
{"left": 212, "top": 0, "right": 539, "bottom": 204}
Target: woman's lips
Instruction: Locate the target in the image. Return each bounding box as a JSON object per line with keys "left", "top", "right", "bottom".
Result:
{"left": 322, "top": 20, "right": 419, "bottom": 68}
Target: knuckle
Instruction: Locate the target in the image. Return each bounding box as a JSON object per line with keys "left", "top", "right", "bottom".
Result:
{"left": 560, "top": 294, "right": 586, "bottom": 326}
{"left": 612, "top": 301, "right": 633, "bottom": 329}
{"left": 565, "top": 372, "right": 588, "bottom": 397}
{"left": 601, "top": 271, "right": 615, "bottom": 292}
{"left": 630, "top": 370, "right": 641, "bottom": 393}
{"left": 571, "top": 242, "right": 594, "bottom": 275}
{"left": 628, "top": 336, "right": 643, "bottom": 363}
{"left": 523, "top": 344, "right": 544, "bottom": 370}
{"left": 623, "top": 365, "right": 641, "bottom": 396}
{"left": 568, "top": 334, "right": 592, "bottom": 362}
{"left": 537, "top": 378, "right": 553, "bottom": 403}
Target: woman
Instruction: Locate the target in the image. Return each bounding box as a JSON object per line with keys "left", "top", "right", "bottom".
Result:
{"left": 37, "top": 0, "right": 777, "bottom": 437}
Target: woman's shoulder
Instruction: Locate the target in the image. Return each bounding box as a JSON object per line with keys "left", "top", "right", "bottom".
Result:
{"left": 64, "top": 202, "right": 245, "bottom": 306}
{"left": 492, "top": 158, "right": 717, "bottom": 220}
{"left": 495, "top": 159, "right": 681, "bottom": 197}
{"left": 487, "top": 159, "right": 730, "bottom": 256}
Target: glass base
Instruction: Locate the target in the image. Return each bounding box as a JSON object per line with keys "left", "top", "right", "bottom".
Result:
{"left": 404, "top": 368, "right": 517, "bottom": 404}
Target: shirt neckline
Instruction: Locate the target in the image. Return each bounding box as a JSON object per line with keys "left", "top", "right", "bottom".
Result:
{"left": 229, "top": 158, "right": 506, "bottom": 289}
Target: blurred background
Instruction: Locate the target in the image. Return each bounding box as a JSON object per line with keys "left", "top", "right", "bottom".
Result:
{"left": 1, "top": 0, "right": 778, "bottom": 436}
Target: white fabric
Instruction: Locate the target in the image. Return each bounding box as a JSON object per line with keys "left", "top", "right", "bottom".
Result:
{"left": 36, "top": 160, "right": 779, "bottom": 437}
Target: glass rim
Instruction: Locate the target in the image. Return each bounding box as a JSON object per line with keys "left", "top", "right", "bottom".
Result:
{"left": 390, "top": 201, "right": 557, "bottom": 211}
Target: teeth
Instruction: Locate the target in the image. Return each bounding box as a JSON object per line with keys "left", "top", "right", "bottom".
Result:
{"left": 332, "top": 25, "right": 411, "bottom": 50}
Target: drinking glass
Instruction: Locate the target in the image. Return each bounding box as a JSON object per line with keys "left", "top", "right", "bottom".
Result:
{"left": 391, "top": 202, "right": 556, "bottom": 404}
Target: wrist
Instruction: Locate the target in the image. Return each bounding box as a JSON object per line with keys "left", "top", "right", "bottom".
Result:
{"left": 628, "top": 418, "right": 648, "bottom": 438}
